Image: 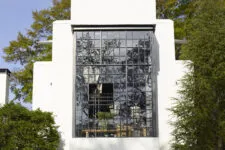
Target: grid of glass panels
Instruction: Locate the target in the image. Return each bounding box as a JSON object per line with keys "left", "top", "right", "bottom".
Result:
{"left": 75, "top": 30, "right": 155, "bottom": 137}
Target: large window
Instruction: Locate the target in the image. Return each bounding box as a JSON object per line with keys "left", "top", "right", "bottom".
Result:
{"left": 75, "top": 30, "right": 157, "bottom": 137}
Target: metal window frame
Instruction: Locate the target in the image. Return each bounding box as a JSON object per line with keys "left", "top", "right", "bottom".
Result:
{"left": 74, "top": 27, "right": 157, "bottom": 138}
{"left": 72, "top": 24, "right": 156, "bottom": 32}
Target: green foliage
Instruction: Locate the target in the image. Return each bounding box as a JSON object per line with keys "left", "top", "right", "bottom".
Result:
{"left": 0, "top": 102, "right": 59, "bottom": 149}
{"left": 157, "top": 0, "right": 193, "bottom": 39}
{"left": 171, "top": 0, "right": 225, "bottom": 149}
{"left": 156, "top": 0, "right": 194, "bottom": 59}
{"left": 3, "top": 0, "right": 70, "bottom": 102}
{"left": 97, "top": 112, "right": 114, "bottom": 130}
{"left": 97, "top": 112, "right": 114, "bottom": 120}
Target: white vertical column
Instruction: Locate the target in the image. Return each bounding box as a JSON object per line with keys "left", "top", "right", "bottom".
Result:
{"left": 0, "top": 69, "right": 10, "bottom": 106}
{"left": 52, "top": 20, "right": 74, "bottom": 150}
{"left": 155, "top": 20, "right": 176, "bottom": 150}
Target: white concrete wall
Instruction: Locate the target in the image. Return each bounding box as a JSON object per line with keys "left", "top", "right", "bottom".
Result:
{"left": 71, "top": 0, "right": 156, "bottom": 24}
{"left": 33, "top": 62, "right": 54, "bottom": 112}
{"left": 69, "top": 138, "right": 159, "bottom": 150}
{"left": 0, "top": 72, "right": 9, "bottom": 106}
{"left": 33, "top": 21, "right": 74, "bottom": 149}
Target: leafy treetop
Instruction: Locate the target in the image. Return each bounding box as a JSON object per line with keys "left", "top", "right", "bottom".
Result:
{"left": 3, "top": 0, "right": 70, "bottom": 102}
{"left": 0, "top": 102, "right": 60, "bottom": 149}
{"left": 171, "top": 0, "right": 225, "bottom": 149}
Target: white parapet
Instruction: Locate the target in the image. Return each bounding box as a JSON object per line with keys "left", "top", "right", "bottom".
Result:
{"left": 71, "top": 0, "right": 156, "bottom": 24}
{"left": 0, "top": 69, "right": 10, "bottom": 106}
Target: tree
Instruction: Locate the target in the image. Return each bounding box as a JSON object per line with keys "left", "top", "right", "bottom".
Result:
{"left": 157, "top": 0, "right": 194, "bottom": 39}
{"left": 3, "top": 0, "right": 70, "bottom": 102}
{"left": 156, "top": 0, "right": 194, "bottom": 59}
{"left": 0, "top": 102, "right": 60, "bottom": 149}
{"left": 171, "top": 0, "right": 225, "bottom": 149}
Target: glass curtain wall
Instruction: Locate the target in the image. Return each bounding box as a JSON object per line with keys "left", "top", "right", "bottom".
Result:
{"left": 75, "top": 30, "right": 155, "bottom": 137}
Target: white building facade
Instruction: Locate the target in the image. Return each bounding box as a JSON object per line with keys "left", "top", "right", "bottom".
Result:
{"left": 33, "top": 0, "right": 186, "bottom": 149}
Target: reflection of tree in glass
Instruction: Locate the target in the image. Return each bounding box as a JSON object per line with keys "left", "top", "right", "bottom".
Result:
{"left": 102, "top": 39, "right": 120, "bottom": 64}
{"left": 77, "top": 32, "right": 100, "bottom": 65}
{"left": 75, "top": 31, "right": 154, "bottom": 137}
{"left": 124, "top": 36, "right": 152, "bottom": 124}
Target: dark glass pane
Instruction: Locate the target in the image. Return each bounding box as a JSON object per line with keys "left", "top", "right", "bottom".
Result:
{"left": 119, "top": 32, "right": 126, "bottom": 39}
{"left": 76, "top": 32, "right": 83, "bottom": 39}
{"left": 113, "top": 57, "right": 121, "bottom": 64}
{"left": 119, "top": 40, "right": 126, "bottom": 47}
{"left": 127, "top": 31, "right": 133, "bottom": 39}
{"left": 114, "top": 48, "right": 120, "bottom": 56}
{"left": 133, "top": 31, "right": 146, "bottom": 39}
{"left": 89, "top": 32, "right": 95, "bottom": 39}
{"left": 132, "top": 40, "right": 139, "bottom": 47}
{"left": 127, "top": 40, "right": 132, "bottom": 47}
{"left": 108, "top": 32, "right": 119, "bottom": 39}
{"left": 82, "top": 32, "right": 89, "bottom": 39}
{"left": 102, "top": 31, "right": 108, "bottom": 39}
{"left": 95, "top": 32, "right": 100, "bottom": 39}
{"left": 120, "top": 48, "right": 126, "bottom": 56}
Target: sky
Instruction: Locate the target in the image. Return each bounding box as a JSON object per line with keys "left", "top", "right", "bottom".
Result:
{"left": 0, "top": 0, "right": 52, "bottom": 70}
{"left": 0, "top": 0, "right": 53, "bottom": 107}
